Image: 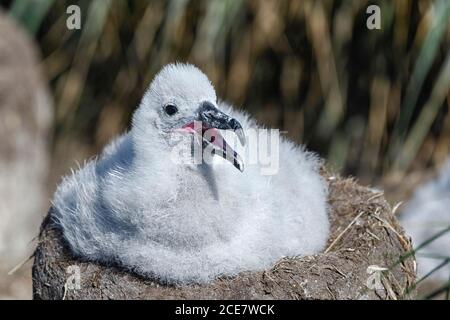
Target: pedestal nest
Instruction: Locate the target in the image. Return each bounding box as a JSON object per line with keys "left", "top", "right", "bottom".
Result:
{"left": 32, "top": 174, "right": 416, "bottom": 299}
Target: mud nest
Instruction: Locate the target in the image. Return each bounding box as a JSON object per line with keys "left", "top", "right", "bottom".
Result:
{"left": 33, "top": 174, "right": 416, "bottom": 299}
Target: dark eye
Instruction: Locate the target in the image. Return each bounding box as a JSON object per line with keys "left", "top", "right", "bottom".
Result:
{"left": 164, "top": 104, "right": 178, "bottom": 116}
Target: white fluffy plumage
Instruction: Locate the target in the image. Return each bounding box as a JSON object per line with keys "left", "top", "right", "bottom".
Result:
{"left": 401, "top": 159, "right": 450, "bottom": 283}
{"left": 52, "top": 63, "right": 329, "bottom": 284}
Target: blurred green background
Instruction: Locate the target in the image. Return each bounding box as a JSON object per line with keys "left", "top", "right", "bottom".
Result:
{"left": 2, "top": 0, "right": 450, "bottom": 197}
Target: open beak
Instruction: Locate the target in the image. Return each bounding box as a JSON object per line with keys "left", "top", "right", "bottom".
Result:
{"left": 182, "top": 102, "right": 246, "bottom": 172}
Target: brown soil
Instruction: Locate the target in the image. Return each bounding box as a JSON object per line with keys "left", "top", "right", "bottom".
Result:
{"left": 32, "top": 173, "right": 416, "bottom": 299}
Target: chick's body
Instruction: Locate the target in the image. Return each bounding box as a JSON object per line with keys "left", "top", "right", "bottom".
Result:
{"left": 53, "top": 64, "right": 329, "bottom": 284}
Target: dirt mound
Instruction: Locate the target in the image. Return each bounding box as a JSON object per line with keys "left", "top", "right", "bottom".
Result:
{"left": 32, "top": 174, "right": 416, "bottom": 299}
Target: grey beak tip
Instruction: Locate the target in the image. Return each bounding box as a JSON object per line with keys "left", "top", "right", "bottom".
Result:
{"left": 235, "top": 157, "right": 244, "bottom": 172}
{"left": 236, "top": 128, "right": 246, "bottom": 146}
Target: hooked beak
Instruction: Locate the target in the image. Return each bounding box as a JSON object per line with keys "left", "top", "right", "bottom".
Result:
{"left": 182, "top": 102, "right": 246, "bottom": 172}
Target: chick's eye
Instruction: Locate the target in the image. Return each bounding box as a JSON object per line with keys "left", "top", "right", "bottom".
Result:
{"left": 164, "top": 104, "right": 178, "bottom": 116}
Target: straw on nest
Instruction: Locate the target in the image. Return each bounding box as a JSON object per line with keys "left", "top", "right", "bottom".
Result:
{"left": 32, "top": 173, "right": 416, "bottom": 299}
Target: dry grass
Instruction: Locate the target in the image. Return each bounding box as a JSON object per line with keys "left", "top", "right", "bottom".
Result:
{"left": 3, "top": 0, "right": 449, "bottom": 186}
